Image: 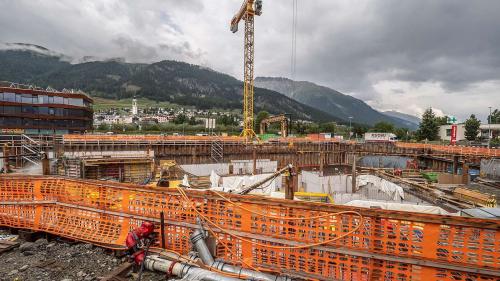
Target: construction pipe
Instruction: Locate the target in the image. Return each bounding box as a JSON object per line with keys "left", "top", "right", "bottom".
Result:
{"left": 144, "top": 255, "right": 242, "bottom": 281}
{"left": 191, "top": 228, "right": 292, "bottom": 281}
{"left": 239, "top": 164, "right": 293, "bottom": 195}
{"left": 212, "top": 261, "right": 292, "bottom": 281}
{"left": 190, "top": 228, "right": 215, "bottom": 266}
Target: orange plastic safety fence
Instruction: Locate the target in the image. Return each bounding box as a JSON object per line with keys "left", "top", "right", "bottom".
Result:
{"left": 62, "top": 134, "right": 245, "bottom": 142}
{"left": 396, "top": 142, "right": 500, "bottom": 157}
{"left": 62, "top": 134, "right": 339, "bottom": 144}
{"left": 1, "top": 176, "right": 499, "bottom": 281}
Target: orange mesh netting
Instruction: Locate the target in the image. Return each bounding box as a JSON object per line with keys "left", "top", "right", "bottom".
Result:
{"left": 396, "top": 142, "right": 499, "bottom": 157}
{"left": 1, "top": 176, "right": 499, "bottom": 280}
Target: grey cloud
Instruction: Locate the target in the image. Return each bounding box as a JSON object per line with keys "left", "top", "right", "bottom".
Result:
{"left": 0, "top": 0, "right": 498, "bottom": 120}
{"left": 292, "top": 0, "right": 500, "bottom": 96}
{"left": 112, "top": 36, "right": 158, "bottom": 62}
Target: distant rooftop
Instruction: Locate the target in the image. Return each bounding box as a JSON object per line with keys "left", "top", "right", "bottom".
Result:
{"left": 0, "top": 80, "right": 91, "bottom": 99}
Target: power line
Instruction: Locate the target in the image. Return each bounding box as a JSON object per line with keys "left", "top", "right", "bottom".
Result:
{"left": 291, "top": 0, "right": 298, "bottom": 96}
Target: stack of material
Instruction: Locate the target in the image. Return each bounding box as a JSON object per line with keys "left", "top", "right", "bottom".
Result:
{"left": 453, "top": 187, "right": 497, "bottom": 207}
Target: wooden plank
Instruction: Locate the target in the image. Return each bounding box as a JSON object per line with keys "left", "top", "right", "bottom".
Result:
{"left": 0, "top": 240, "right": 20, "bottom": 253}
{"left": 99, "top": 262, "right": 133, "bottom": 281}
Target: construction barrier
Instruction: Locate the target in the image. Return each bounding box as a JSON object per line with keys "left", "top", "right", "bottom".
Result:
{"left": 396, "top": 142, "right": 500, "bottom": 157}
{"left": 1, "top": 176, "right": 499, "bottom": 280}
{"left": 63, "top": 134, "right": 245, "bottom": 142}
{"left": 62, "top": 134, "right": 341, "bottom": 144}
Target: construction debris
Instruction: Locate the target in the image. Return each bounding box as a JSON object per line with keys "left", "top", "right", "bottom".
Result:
{"left": 0, "top": 230, "right": 163, "bottom": 281}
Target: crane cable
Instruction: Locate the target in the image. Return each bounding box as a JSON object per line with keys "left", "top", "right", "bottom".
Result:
{"left": 290, "top": 0, "right": 298, "bottom": 95}
{"left": 175, "top": 186, "right": 364, "bottom": 250}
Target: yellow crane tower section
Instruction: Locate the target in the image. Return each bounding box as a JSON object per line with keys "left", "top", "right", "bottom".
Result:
{"left": 231, "top": 0, "right": 263, "bottom": 140}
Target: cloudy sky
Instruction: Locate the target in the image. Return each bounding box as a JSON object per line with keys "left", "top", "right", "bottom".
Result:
{"left": 1, "top": 0, "right": 499, "bottom": 122}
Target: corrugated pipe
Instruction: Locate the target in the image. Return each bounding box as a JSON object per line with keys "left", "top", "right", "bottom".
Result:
{"left": 190, "top": 229, "right": 292, "bottom": 281}
{"left": 144, "top": 255, "right": 242, "bottom": 281}
{"left": 191, "top": 228, "right": 215, "bottom": 266}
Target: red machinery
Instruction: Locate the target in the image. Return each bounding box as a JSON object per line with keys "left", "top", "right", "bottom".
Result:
{"left": 125, "top": 222, "right": 155, "bottom": 265}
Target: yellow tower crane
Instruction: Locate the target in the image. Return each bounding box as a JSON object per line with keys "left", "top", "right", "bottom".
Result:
{"left": 231, "top": 0, "right": 263, "bottom": 140}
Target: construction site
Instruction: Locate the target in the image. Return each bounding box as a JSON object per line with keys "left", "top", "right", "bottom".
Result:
{"left": 1, "top": 1, "right": 500, "bottom": 281}
{"left": 0, "top": 132, "right": 499, "bottom": 281}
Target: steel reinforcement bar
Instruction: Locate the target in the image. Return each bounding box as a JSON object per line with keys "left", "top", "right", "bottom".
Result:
{"left": 0, "top": 176, "right": 499, "bottom": 281}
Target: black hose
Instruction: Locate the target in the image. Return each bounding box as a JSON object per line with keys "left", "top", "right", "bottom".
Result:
{"left": 137, "top": 238, "right": 153, "bottom": 281}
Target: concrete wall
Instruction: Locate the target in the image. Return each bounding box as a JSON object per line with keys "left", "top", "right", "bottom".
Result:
{"left": 299, "top": 171, "right": 429, "bottom": 205}
{"left": 439, "top": 124, "right": 466, "bottom": 142}
{"left": 180, "top": 160, "right": 277, "bottom": 176}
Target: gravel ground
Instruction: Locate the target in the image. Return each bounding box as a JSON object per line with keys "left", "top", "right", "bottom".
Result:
{"left": 0, "top": 232, "right": 165, "bottom": 281}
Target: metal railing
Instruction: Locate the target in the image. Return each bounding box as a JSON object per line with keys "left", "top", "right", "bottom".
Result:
{"left": 211, "top": 133, "right": 224, "bottom": 163}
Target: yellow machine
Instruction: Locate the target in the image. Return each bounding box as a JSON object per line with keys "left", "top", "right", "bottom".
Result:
{"left": 260, "top": 114, "right": 289, "bottom": 137}
{"left": 149, "top": 160, "right": 182, "bottom": 188}
{"left": 294, "top": 192, "right": 335, "bottom": 204}
{"left": 231, "top": 0, "right": 263, "bottom": 140}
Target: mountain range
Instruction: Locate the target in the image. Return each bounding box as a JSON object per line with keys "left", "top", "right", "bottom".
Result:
{"left": 383, "top": 110, "right": 421, "bottom": 125}
{"left": 254, "top": 77, "right": 418, "bottom": 129}
{"left": 0, "top": 43, "right": 419, "bottom": 128}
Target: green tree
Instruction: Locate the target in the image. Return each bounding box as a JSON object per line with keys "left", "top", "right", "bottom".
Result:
{"left": 293, "top": 121, "right": 307, "bottom": 135}
{"left": 96, "top": 123, "right": 109, "bottom": 131}
{"left": 188, "top": 116, "right": 198, "bottom": 125}
{"left": 217, "top": 115, "right": 238, "bottom": 126}
{"left": 394, "top": 128, "right": 409, "bottom": 140}
{"left": 490, "top": 138, "right": 500, "bottom": 148}
{"left": 371, "top": 121, "right": 394, "bottom": 133}
{"left": 488, "top": 109, "right": 500, "bottom": 124}
{"left": 173, "top": 114, "right": 188, "bottom": 124}
{"left": 435, "top": 116, "right": 448, "bottom": 126}
{"left": 254, "top": 111, "right": 270, "bottom": 132}
{"left": 464, "top": 114, "right": 481, "bottom": 141}
{"left": 319, "top": 122, "right": 337, "bottom": 133}
{"left": 417, "top": 108, "right": 439, "bottom": 141}
{"left": 305, "top": 123, "right": 320, "bottom": 134}
{"left": 352, "top": 125, "right": 368, "bottom": 138}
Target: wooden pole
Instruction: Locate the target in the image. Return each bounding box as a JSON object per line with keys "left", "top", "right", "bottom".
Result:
{"left": 453, "top": 155, "right": 459, "bottom": 174}
{"left": 319, "top": 152, "right": 324, "bottom": 176}
{"left": 253, "top": 145, "right": 257, "bottom": 174}
{"left": 160, "top": 211, "right": 166, "bottom": 248}
{"left": 462, "top": 163, "right": 469, "bottom": 185}
{"left": 285, "top": 167, "right": 295, "bottom": 200}
{"left": 2, "top": 144, "right": 10, "bottom": 173}
{"left": 41, "top": 153, "right": 50, "bottom": 175}
{"left": 351, "top": 154, "right": 357, "bottom": 193}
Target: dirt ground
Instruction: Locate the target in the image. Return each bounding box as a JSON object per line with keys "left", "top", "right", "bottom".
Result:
{"left": 0, "top": 231, "right": 165, "bottom": 281}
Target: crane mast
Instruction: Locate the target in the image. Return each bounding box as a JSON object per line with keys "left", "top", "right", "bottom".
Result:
{"left": 231, "top": 0, "right": 262, "bottom": 140}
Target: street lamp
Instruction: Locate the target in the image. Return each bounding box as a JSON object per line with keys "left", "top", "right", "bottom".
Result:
{"left": 488, "top": 106, "right": 492, "bottom": 148}
{"left": 348, "top": 116, "right": 353, "bottom": 139}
